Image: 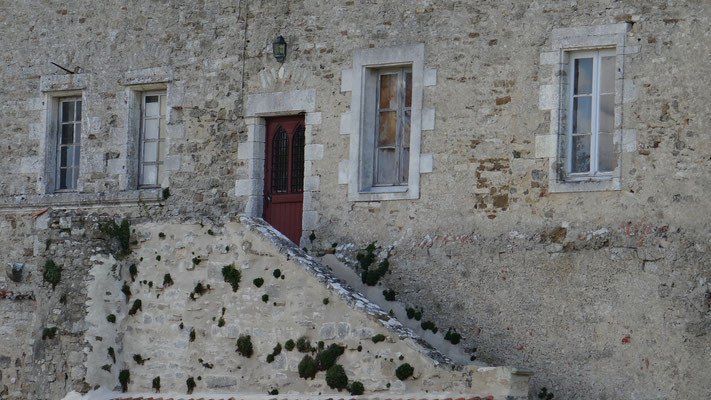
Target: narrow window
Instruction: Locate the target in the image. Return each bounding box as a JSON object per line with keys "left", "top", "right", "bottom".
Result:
{"left": 56, "top": 98, "right": 82, "bottom": 191}
{"left": 568, "top": 49, "right": 617, "bottom": 176}
{"left": 139, "top": 92, "right": 166, "bottom": 187}
{"left": 374, "top": 68, "right": 412, "bottom": 186}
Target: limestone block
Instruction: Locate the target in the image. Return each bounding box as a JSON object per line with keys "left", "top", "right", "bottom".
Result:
{"left": 107, "top": 158, "right": 125, "bottom": 176}
{"left": 237, "top": 141, "right": 265, "bottom": 161}
{"left": 538, "top": 84, "right": 557, "bottom": 110}
{"left": 302, "top": 210, "right": 319, "bottom": 230}
{"left": 235, "top": 179, "right": 263, "bottom": 196}
{"left": 341, "top": 68, "right": 353, "bottom": 92}
{"left": 338, "top": 160, "right": 349, "bottom": 184}
{"left": 20, "top": 156, "right": 41, "bottom": 174}
{"left": 340, "top": 111, "right": 353, "bottom": 135}
{"left": 303, "top": 175, "right": 320, "bottom": 192}
{"left": 422, "top": 108, "right": 435, "bottom": 131}
{"left": 304, "top": 144, "right": 324, "bottom": 161}
{"left": 424, "top": 68, "right": 437, "bottom": 86}
{"left": 539, "top": 51, "right": 559, "bottom": 65}
{"left": 29, "top": 123, "right": 43, "bottom": 140}
{"left": 27, "top": 97, "right": 44, "bottom": 111}
{"left": 420, "top": 153, "right": 434, "bottom": 173}
{"left": 621, "top": 129, "right": 637, "bottom": 152}
{"left": 305, "top": 112, "right": 322, "bottom": 125}
{"left": 164, "top": 155, "right": 181, "bottom": 171}
{"left": 535, "top": 135, "right": 557, "bottom": 158}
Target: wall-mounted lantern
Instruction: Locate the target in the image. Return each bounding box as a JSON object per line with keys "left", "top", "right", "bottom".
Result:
{"left": 272, "top": 35, "right": 287, "bottom": 63}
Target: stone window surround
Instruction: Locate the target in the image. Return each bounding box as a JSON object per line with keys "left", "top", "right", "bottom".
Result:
{"left": 238, "top": 89, "right": 322, "bottom": 246}
{"left": 537, "top": 23, "right": 638, "bottom": 193}
{"left": 340, "top": 43, "right": 436, "bottom": 201}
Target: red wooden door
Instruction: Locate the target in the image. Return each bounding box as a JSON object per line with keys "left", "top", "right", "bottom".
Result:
{"left": 263, "top": 116, "right": 305, "bottom": 244}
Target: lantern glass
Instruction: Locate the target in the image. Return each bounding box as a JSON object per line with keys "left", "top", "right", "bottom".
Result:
{"left": 273, "top": 36, "right": 287, "bottom": 63}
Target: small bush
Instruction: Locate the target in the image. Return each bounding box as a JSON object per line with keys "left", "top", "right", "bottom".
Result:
{"left": 395, "top": 363, "right": 414, "bottom": 380}
{"left": 108, "top": 347, "right": 116, "bottom": 363}
{"left": 192, "top": 257, "right": 201, "bottom": 265}
{"left": 162, "top": 187, "right": 170, "bottom": 199}
{"left": 106, "top": 314, "right": 116, "bottom": 324}
{"left": 266, "top": 354, "right": 275, "bottom": 363}
{"left": 382, "top": 289, "right": 397, "bottom": 301}
{"left": 101, "top": 219, "right": 131, "bottom": 257}
{"left": 298, "top": 355, "right": 318, "bottom": 379}
{"left": 128, "top": 264, "right": 138, "bottom": 282}
{"left": 296, "top": 336, "right": 310, "bottom": 353}
{"left": 222, "top": 264, "right": 241, "bottom": 292}
{"left": 269, "top": 388, "right": 279, "bottom": 395}
{"left": 284, "top": 339, "right": 295, "bottom": 351}
{"left": 163, "top": 273, "right": 173, "bottom": 287}
{"left": 119, "top": 369, "right": 130, "bottom": 392}
{"left": 272, "top": 342, "right": 282, "bottom": 356}
{"left": 152, "top": 376, "right": 160, "bottom": 393}
{"left": 420, "top": 320, "right": 438, "bottom": 334}
{"left": 101, "top": 364, "right": 111, "bottom": 372}
{"left": 538, "top": 387, "right": 555, "bottom": 400}
{"left": 253, "top": 277, "right": 264, "bottom": 288}
{"left": 158, "top": 232, "right": 166, "bottom": 239}
{"left": 189, "top": 328, "right": 196, "bottom": 342}
{"left": 326, "top": 364, "right": 348, "bottom": 391}
{"left": 273, "top": 268, "right": 281, "bottom": 278}
{"left": 207, "top": 229, "right": 214, "bottom": 235}
{"left": 236, "top": 335, "right": 253, "bottom": 358}
{"left": 121, "top": 282, "right": 131, "bottom": 302}
{"left": 43, "top": 260, "right": 62, "bottom": 289}
{"left": 444, "top": 328, "right": 461, "bottom": 345}
{"left": 42, "top": 327, "right": 58, "bottom": 340}
{"left": 323, "top": 298, "right": 329, "bottom": 305}
{"left": 133, "top": 354, "right": 145, "bottom": 365}
{"left": 361, "top": 258, "right": 389, "bottom": 286}
{"left": 217, "top": 317, "right": 225, "bottom": 327}
{"left": 186, "top": 376, "right": 196, "bottom": 394}
{"left": 371, "top": 334, "right": 386, "bottom": 343}
{"left": 261, "top": 294, "right": 269, "bottom": 303}
{"left": 349, "top": 381, "right": 365, "bottom": 395}
{"left": 128, "top": 299, "right": 142, "bottom": 315}
{"left": 316, "top": 343, "right": 345, "bottom": 371}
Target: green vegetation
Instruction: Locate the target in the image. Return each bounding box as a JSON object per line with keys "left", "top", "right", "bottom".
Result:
{"left": 325, "top": 364, "right": 348, "bottom": 391}
{"left": 128, "top": 264, "right": 138, "bottom": 282}
{"left": 298, "top": 355, "right": 318, "bottom": 379}
{"left": 322, "top": 298, "right": 329, "bottom": 305}
{"left": 106, "top": 314, "right": 116, "bottom": 324}
{"left": 152, "top": 376, "right": 160, "bottom": 393}
{"left": 296, "top": 336, "right": 310, "bottom": 352}
{"left": 121, "top": 282, "right": 131, "bottom": 302}
{"left": 158, "top": 232, "right": 166, "bottom": 239}
{"left": 42, "top": 327, "right": 58, "bottom": 340}
{"left": 269, "top": 388, "right": 279, "bottom": 395}
{"left": 349, "top": 381, "right": 365, "bottom": 395}
{"left": 406, "top": 307, "right": 422, "bottom": 321}
{"left": 309, "top": 232, "right": 316, "bottom": 242}
{"left": 221, "top": 264, "right": 241, "bottom": 292}
{"left": 163, "top": 273, "right": 173, "bottom": 287}
{"left": 189, "top": 328, "right": 196, "bottom": 342}
{"left": 43, "top": 259, "right": 62, "bottom": 289}
{"left": 267, "top": 343, "right": 282, "bottom": 363}
{"left": 207, "top": 229, "right": 214, "bottom": 235}
{"left": 371, "top": 334, "right": 386, "bottom": 343}
{"left": 538, "top": 387, "right": 555, "bottom": 400}
{"left": 119, "top": 369, "right": 130, "bottom": 392}
{"left": 395, "top": 363, "right": 414, "bottom": 380}
{"left": 420, "top": 320, "right": 438, "bottom": 334}
{"left": 101, "top": 219, "right": 132, "bottom": 257}
{"left": 186, "top": 377, "right": 196, "bottom": 394}
{"left": 190, "top": 282, "right": 209, "bottom": 300}
{"left": 133, "top": 354, "right": 146, "bottom": 365}
{"left": 217, "top": 317, "right": 225, "bottom": 327}
{"left": 315, "top": 344, "right": 345, "bottom": 371}
{"left": 236, "top": 335, "right": 253, "bottom": 358}
{"left": 253, "top": 277, "right": 264, "bottom": 287}
{"left": 108, "top": 347, "right": 116, "bottom": 363}
{"left": 284, "top": 339, "right": 295, "bottom": 351}
{"left": 444, "top": 328, "right": 461, "bottom": 345}
{"left": 382, "top": 289, "right": 397, "bottom": 301}
{"left": 192, "top": 257, "right": 201, "bottom": 265}
{"left": 261, "top": 294, "right": 269, "bottom": 303}
{"left": 273, "top": 268, "right": 281, "bottom": 278}
{"left": 128, "top": 299, "right": 142, "bottom": 315}
{"left": 162, "top": 187, "right": 170, "bottom": 199}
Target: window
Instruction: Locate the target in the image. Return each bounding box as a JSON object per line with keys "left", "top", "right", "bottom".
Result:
{"left": 567, "top": 49, "right": 617, "bottom": 178}
{"left": 138, "top": 92, "right": 166, "bottom": 187}
{"left": 373, "top": 68, "right": 412, "bottom": 186}
{"left": 345, "top": 43, "right": 430, "bottom": 201}
{"left": 56, "top": 98, "right": 82, "bottom": 191}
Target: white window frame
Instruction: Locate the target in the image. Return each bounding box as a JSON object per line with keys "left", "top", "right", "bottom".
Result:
{"left": 347, "top": 44, "right": 425, "bottom": 201}
{"left": 566, "top": 49, "right": 616, "bottom": 180}
{"left": 138, "top": 91, "right": 167, "bottom": 188}
{"left": 55, "top": 97, "right": 82, "bottom": 192}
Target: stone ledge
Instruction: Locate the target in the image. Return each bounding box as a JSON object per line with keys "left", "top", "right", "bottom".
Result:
{"left": 0, "top": 189, "right": 163, "bottom": 211}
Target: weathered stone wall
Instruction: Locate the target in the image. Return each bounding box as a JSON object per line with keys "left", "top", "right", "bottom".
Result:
{"left": 1, "top": 1, "right": 710, "bottom": 399}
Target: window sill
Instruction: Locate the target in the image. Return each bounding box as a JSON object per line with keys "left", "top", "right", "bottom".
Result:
{"left": 361, "top": 185, "right": 409, "bottom": 194}
{"left": 0, "top": 189, "right": 164, "bottom": 211}
{"left": 548, "top": 175, "right": 621, "bottom": 193}
{"left": 349, "top": 185, "right": 418, "bottom": 201}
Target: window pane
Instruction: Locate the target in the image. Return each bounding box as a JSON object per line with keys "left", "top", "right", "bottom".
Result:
{"left": 379, "top": 74, "right": 398, "bottom": 109}
{"left": 405, "top": 72, "right": 412, "bottom": 108}
{"left": 574, "top": 58, "right": 593, "bottom": 95}
{"left": 74, "top": 122, "right": 81, "bottom": 142}
{"left": 598, "top": 132, "right": 617, "bottom": 172}
{"left": 145, "top": 96, "right": 160, "bottom": 117}
{"left": 59, "top": 168, "right": 68, "bottom": 189}
{"left": 402, "top": 110, "right": 411, "bottom": 147}
{"left": 599, "top": 93, "right": 614, "bottom": 133}
{"left": 600, "top": 56, "right": 615, "bottom": 94}
{"left": 60, "top": 147, "right": 69, "bottom": 167}
{"left": 142, "top": 165, "right": 157, "bottom": 186}
{"left": 70, "top": 167, "right": 78, "bottom": 189}
{"left": 400, "top": 147, "right": 409, "bottom": 183}
{"left": 62, "top": 101, "right": 75, "bottom": 122}
{"left": 573, "top": 96, "right": 592, "bottom": 133}
{"left": 157, "top": 164, "right": 164, "bottom": 184}
{"left": 376, "top": 148, "right": 397, "bottom": 184}
{"left": 75, "top": 101, "right": 82, "bottom": 120}
{"left": 378, "top": 111, "right": 397, "bottom": 146}
{"left": 571, "top": 134, "right": 591, "bottom": 173}
{"left": 160, "top": 118, "right": 166, "bottom": 137}
{"left": 61, "top": 124, "right": 74, "bottom": 144}
{"left": 73, "top": 146, "right": 80, "bottom": 167}
{"left": 145, "top": 118, "right": 160, "bottom": 139}
{"left": 143, "top": 142, "right": 158, "bottom": 162}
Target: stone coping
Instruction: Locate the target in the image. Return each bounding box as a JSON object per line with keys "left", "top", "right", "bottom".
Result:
{"left": 0, "top": 189, "right": 163, "bottom": 211}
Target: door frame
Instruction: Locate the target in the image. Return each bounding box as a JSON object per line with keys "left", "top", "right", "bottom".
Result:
{"left": 238, "top": 89, "right": 322, "bottom": 247}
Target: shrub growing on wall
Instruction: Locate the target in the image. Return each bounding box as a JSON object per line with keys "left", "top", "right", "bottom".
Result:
{"left": 43, "top": 260, "right": 62, "bottom": 289}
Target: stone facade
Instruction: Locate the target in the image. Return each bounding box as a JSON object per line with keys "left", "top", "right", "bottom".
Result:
{"left": 1, "top": 1, "right": 710, "bottom": 399}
